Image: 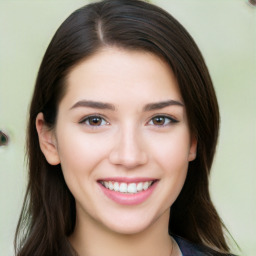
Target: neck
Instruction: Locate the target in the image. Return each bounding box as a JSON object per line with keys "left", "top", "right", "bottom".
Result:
{"left": 69, "top": 209, "right": 174, "bottom": 256}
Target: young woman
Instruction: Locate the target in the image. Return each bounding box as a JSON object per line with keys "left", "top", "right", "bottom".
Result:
{"left": 15, "top": 0, "right": 235, "bottom": 255}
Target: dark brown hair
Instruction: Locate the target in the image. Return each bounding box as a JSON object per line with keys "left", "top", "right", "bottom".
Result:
{"left": 15, "top": 0, "right": 232, "bottom": 255}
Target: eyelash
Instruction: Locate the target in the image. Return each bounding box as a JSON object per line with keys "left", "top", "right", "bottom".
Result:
{"left": 79, "top": 114, "right": 178, "bottom": 128}
{"left": 147, "top": 115, "right": 178, "bottom": 127}
{"left": 79, "top": 115, "right": 109, "bottom": 127}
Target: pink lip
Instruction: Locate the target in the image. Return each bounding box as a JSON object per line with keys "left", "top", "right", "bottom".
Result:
{"left": 98, "top": 180, "right": 158, "bottom": 205}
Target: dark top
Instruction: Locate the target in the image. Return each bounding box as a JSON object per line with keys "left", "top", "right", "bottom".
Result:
{"left": 173, "top": 236, "right": 235, "bottom": 256}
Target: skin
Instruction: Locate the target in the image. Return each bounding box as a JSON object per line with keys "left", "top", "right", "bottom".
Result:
{"left": 36, "top": 47, "right": 197, "bottom": 256}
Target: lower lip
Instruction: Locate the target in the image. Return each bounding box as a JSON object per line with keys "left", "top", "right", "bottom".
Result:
{"left": 98, "top": 181, "right": 158, "bottom": 205}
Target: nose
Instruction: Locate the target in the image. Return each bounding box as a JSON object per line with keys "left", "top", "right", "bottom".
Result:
{"left": 109, "top": 127, "right": 148, "bottom": 169}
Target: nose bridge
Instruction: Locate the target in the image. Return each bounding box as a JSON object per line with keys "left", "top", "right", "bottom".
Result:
{"left": 122, "top": 125, "right": 140, "bottom": 154}
{"left": 109, "top": 122, "right": 147, "bottom": 168}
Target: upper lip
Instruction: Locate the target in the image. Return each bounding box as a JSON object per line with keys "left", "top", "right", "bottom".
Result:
{"left": 97, "top": 177, "right": 158, "bottom": 183}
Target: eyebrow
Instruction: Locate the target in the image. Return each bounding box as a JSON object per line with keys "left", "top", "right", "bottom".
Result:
{"left": 143, "top": 100, "right": 184, "bottom": 111}
{"left": 70, "top": 100, "right": 116, "bottom": 111}
{"left": 70, "top": 99, "right": 184, "bottom": 111}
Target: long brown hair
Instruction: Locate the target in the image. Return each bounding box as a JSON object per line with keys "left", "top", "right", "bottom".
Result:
{"left": 15, "top": 0, "right": 232, "bottom": 255}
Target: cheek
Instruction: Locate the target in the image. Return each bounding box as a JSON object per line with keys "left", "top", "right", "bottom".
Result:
{"left": 55, "top": 130, "right": 110, "bottom": 212}
{"left": 56, "top": 127, "right": 112, "bottom": 179}
{"left": 149, "top": 131, "right": 191, "bottom": 207}
{"left": 147, "top": 128, "right": 192, "bottom": 172}
{"left": 147, "top": 128, "right": 191, "bottom": 204}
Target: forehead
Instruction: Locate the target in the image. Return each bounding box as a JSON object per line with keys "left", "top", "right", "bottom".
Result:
{"left": 62, "top": 47, "right": 183, "bottom": 107}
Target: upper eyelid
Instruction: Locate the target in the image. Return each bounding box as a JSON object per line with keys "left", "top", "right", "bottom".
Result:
{"left": 78, "top": 113, "right": 179, "bottom": 125}
{"left": 79, "top": 114, "right": 109, "bottom": 123}
{"left": 147, "top": 114, "right": 178, "bottom": 122}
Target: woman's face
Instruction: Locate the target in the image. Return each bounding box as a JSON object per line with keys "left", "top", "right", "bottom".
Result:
{"left": 38, "top": 47, "right": 197, "bottom": 235}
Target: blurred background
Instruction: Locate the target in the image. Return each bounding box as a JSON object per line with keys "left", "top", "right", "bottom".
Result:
{"left": 0, "top": 0, "right": 255, "bottom": 255}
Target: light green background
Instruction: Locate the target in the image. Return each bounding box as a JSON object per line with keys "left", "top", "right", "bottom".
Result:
{"left": 0, "top": 0, "right": 255, "bottom": 255}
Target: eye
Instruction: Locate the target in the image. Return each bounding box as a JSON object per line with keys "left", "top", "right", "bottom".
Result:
{"left": 148, "top": 115, "right": 178, "bottom": 126}
{"left": 80, "top": 116, "right": 109, "bottom": 127}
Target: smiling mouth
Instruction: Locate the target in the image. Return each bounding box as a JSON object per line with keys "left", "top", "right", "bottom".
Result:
{"left": 99, "top": 180, "right": 157, "bottom": 194}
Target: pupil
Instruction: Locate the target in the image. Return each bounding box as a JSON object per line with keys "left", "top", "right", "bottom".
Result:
{"left": 154, "top": 117, "right": 164, "bottom": 125}
{"left": 90, "top": 117, "right": 101, "bottom": 125}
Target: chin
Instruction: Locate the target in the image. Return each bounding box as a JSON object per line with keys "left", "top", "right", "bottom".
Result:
{"left": 106, "top": 221, "right": 153, "bottom": 235}
{"left": 99, "top": 208, "right": 167, "bottom": 236}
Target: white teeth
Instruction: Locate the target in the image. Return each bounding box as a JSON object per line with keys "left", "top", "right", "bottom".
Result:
{"left": 104, "top": 181, "right": 109, "bottom": 189}
{"left": 136, "top": 182, "right": 143, "bottom": 191}
{"left": 114, "top": 182, "right": 119, "bottom": 191}
{"left": 119, "top": 183, "right": 128, "bottom": 193}
{"left": 127, "top": 183, "right": 137, "bottom": 193}
{"left": 108, "top": 182, "right": 114, "bottom": 190}
{"left": 143, "top": 181, "right": 149, "bottom": 190}
{"left": 101, "top": 181, "right": 154, "bottom": 194}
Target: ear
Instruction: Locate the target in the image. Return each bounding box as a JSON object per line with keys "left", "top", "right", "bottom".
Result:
{"left": 188, "top": 135, "right": 197, "bottom": 162}
{"left": 36, "top": 112, "right": 60, "bottom": 165}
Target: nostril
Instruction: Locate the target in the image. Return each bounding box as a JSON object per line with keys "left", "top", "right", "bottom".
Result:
{"left": 109, "top": 149, "right": 148, "bottom": 168}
